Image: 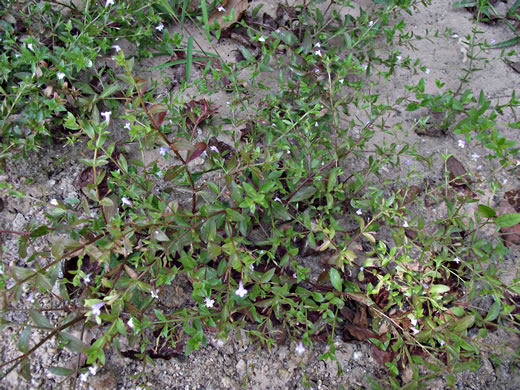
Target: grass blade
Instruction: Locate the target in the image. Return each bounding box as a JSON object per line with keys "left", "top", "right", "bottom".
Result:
{"left": 490, "top": 35, "right": 520, "bottom": 49}
{"left": 181, "top": 0, "right": 189, "bottom": 29}
{"left": 201, "top": 0, "right": 211, "bottom": 42}
{"left": 186, "top": 36, "right": 193, "bottom": 83}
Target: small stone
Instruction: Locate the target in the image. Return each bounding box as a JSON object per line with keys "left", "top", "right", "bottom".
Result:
{"left": 236, "top": 359, "right": 246, "bottom": 374}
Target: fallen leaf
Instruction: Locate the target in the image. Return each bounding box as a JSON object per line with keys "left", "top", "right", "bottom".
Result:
{"left": 446, "top": 156, "right": 471, "bottom": 187}
{"left": 208, "top": 0, "right": 249, "bottom": 31}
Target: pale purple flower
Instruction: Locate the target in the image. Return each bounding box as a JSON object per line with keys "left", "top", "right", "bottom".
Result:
{"left": 27, "top": 293, "right": 35, "bottom": 304}
{"left": 471, "top": 153, "right": 480, "bottom": 161}
{"left": 204, "top": 297, "right": 215, "bottom": 308}
{"left": 295, "top": 341, "right": 305, "bottom": 355}
{"left": 439, "top": 339, "right": 445, "bottom": 346}
{"left": 217, "top": 5, "right": 226, "bottom": 12}
{"left": 160, "top": 146, "right": 170, "bottom": 156}
{"left": 410, "top": 326, "right": 420, "bottom": 335}
{"left": 315, "top": 42, "right": 321, "bottom": 48}
{"left": 410, "top": 317, "right": 417, "bottom": 326}
{"left": 127, "top": 317, "right": 135, "bottom": 328}
{"left": 356, "top": 209, "right": 362, "bottom": 215}
{"left": 112, "top": 44, "right": 121, "bottom": 53}
{"left": 80, "top": 372, "right": 89, "bottom": 382}
{"left": 27, "top": 43, "right": 33, "bottom": 51}
{"left": 314, "top": 49, "right": 322, "bottom": 57}
{"left": 50, "top": 199, "right": 59, "bottom": 206}
{"left": 453, "top": 257, "right": 461, "bottom": 264}
{"left": 87, "top": 59, "right": 93, "bottom": 67}
{"left": 83, "top": 273, "right": 91, "bottom": 284}
{"left": 124, "top": 122, "right": 131, "bottom": 130}
{"left": 100, "top": 111, "right": 111, "bottom": 124}
{"left": 91, "top": 302, "right": 104, "bottom": 316}
{"left": 258, "top": 36, "right": 266, "bottom": 42}
{"left": 88, "top": 366, "right": 98, "bottom": 376}
{"left": 155, "top": 22, "right": 164, "bottom": 32}
{"left": 368, "top": 20, "right": 374, "bottom": 27}
{"left": 57, "top": 72, "right": 65, "bottom": 80}
{"left": 274, "top": 197, "right": 281, "bottom": 202}
{"left": 106, "top": 0, "right": 114, "bottom": 6}
{"left": 402, "top": 221, "right": 409, "bottom": 228}
{"left": 235, "top": 281, "right": 247, "bottom": 298}
{"left": 396, "top": 55, "right": 402, "bottom": 62}
{"left": 151, "top": 289, "right": 159, "bottom": 299}
{"left": 210, "top": 145, "right": 219, "bottom": 153}
{"left": 121, "top": 197, "right": 133, "bottom": 206}
{"left": 457, "top": 140, "right": 465, "bottom": 148}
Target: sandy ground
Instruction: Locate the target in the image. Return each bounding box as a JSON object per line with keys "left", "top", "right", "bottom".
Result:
{"left": 1, "top": 0, "right": 520, "bottom": 388}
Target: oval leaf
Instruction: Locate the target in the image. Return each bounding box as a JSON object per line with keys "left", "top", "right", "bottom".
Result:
{"left": 329, "top": 268, "right": 343, "bottom": 292}
{"left": 290, "top": 186, "right": 317, "bottom": 203}
{"left": 496, "top": 213, "right": 520, "bottom": 228}
{"left": 484, "top": 300, "right": 501, "bottom": 322}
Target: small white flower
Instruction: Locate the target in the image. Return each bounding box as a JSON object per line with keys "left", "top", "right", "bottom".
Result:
{"left": 27, "top": 43, "right": 34, "bottom": 51}
{"left": 315, "top": 122, "right": 318, "bottom": 127}
{"left": 314, "top": 49, "right": 322, "bottom": 57}
{"left": 286, "top": 149, "right": 291, "bottom": 154}
{"left": 151, "top": 289, "right": 159, "bottom": 299}
{"left": 315, "top": 42, "right": 321, "bottom": 48}
{"left": 106, "top": 0, "right": 114, "bottom": 6}
{"left": 451, "top": 33, "right": 459, "bottom": 39}
{"left": 87, "top": 59, "right": 93, "bottom": 67}
{"left": 204, "top": 297, "right": 215, "bottom": 308}
{"left": 368, "top": 20, "right": 374, "bottom": 27}
{"left": 453, "top": 257, "right": 461, "bottom": 264}
{"left": 425, "top": 68, "right": 430, "bottom": 74}
{"left": 217, "top": 5, "right": 226, "bottom": 12}
{"left": 112, "top": 44, "right": 121, "bottom": 53}
{"left": 100, "top": 111, "right": 112, "bottom": 124}
{"left": 490, "top": 39, "right": 496, "bottom": 45}
{"left": 57, "top": 72, "right": 65, "bottom": 80}
{"left": 471, "top": 153, "right": 480, "bottom": 161}
{"left": 360, "top": 267, "right": 364, "bottom": 272}
{"left": 410, "top": 317, "right": 417, "bottom": 326}
{"left": 402, "top": 221, "right": 409, "bottom": 228}
{"left": 88, "top": 366, "right": 98, "bottom": 376}
{"left": 83, "top": 273, "right": 91, "bottom": 284}
{"left": 410, "top": 326, "right": 420, "bottom": 335}
{"left": 127, "top": 317, "right": 135, "bottom": 328}
{"left": 274, "top": 197, "right": 281, "bottom": 202}
{"left": 396, "top": 55, "right": 402, "bottom": 62}
{"left": 249, "top": 264, "right": 254, "bottom": 270}
{"left": 27, "top": 293, "right": 35, "bottom": 304}
{"left": 439, "top": 339, "right": 446, "bottom": 346}
{"left": 504, "top": 178, "right": 508, "bottom": 185}
{"left": 210, "top": 145, "right": 219, "bottom": 153}
{"left": 160, "top": 146, "right": 170, "bottom": 156}
{"left": 80, "top": 372, "right": 89, "bottom": 382}
{"left": 356, "top": 209, "right": 362, "bottom": 215}
{"left": 457, "top": 140, "right": 465, "bottom": 148}
{"left": 258, "top": 36, "right": 266, "bottom": 42}
{"left": 361, "top": 63, "right": 368, "bottom": 70}
{"left": 295, "top": 341, "right": 305, "bottom": 355}
{"left": 91, "top": 302, "right": 104, "bottom": 316}
{"left": 124, "top": 122, "right": 131, "bottom": 130}
{"left": 14, "top": 53, "right": 21, "bottom": 58}
{"left": 156, "top": 22, "right": 164, "bottom": 32}
{"left": 235, "top": 281, "right": 247, "bottom": 298}
{"left": 156, "top": 170, "right": 163, "bottom": 178}
{"left": 121, "top": 197, "right": 133, "bottom": 206}
{"left": 476, "top": 165, "right": 482, "bottom": 170}
{"left": 339, "top": 79, "right": 344, "bottom": 84}
{"left": 50, "top": 199, "right": 59, "bottom": 206}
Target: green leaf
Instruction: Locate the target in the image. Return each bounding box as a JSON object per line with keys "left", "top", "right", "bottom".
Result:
{"left": 58, "top": 332, "right": 89, "bottom": 353}
{"left": 30, "top": 310, "right": 54, "bottom": 329}
{"left": 260, "top": 268, "right": 276, "bottom": 283}
{"left": 451, "top": 314, "right": 475, "bottom": 333}
{"left": 36, "top": 273, "right": 53, "bottom": 291}
{"left": 451, "top": 306, "right": 465, "bottom": 316}
{"left": 30, "top": 225, "right": 49, "bottom": 238}
{"left": 100, "top": 83, "right": 119, "bottom": 99}
{"left": 484, "top": 300, "right": 501, "bottom": 322}
{"left": 47, "top": 366, "right": 74, "bottom": 377}
{"left": 186, "top": 36, "right": 193, "bottom": 82}
{"left": 478, "top": 204, "right": 496, "bottom": 218}
{"left": 18, "top": 326, "right": 31, "bottom": 353}
{"left": 279, "top": 31, "right": 298, "bottom": 46}
{"left": 329, "top": 268, "right": 343, "bottom": 291}
{"left": 490, "top": 36, "right": 520, "bottom": 49}
{"left": 290, "top": 186, "right": 316, "bottom": 203}
{"left": 429, "top": 284, "right": 450, "bottom": 295}
{"left": 239, "top": 46, "right": 256, "bottom": 63}
{"left": 496, "top": 213, "right": 520, "bottom": 228}
{"left": 98, "top": 197, "right": 114, "bottom": 207}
